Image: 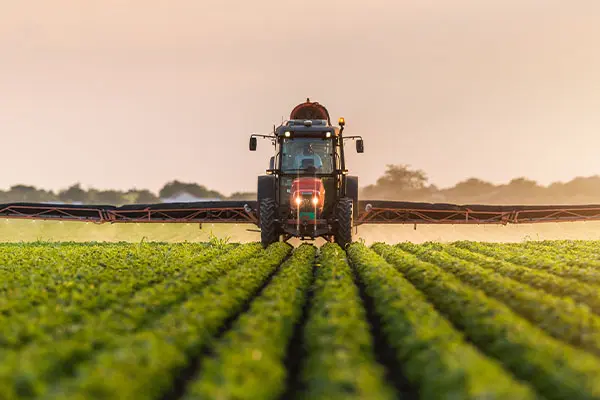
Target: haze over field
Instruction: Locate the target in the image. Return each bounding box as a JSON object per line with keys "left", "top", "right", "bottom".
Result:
{"left": 6, "top": 219, "right": 600, "bottom": 246}
{"left": 2, "top": 1, "right": 600, "bottom": 195}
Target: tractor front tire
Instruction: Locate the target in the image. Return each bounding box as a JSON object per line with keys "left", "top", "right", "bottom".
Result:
{"left": 260, "top": 198, "right": 279, "bottom": 248}
{"left": 334, "top": 197, "right": 353, "bottom": 249}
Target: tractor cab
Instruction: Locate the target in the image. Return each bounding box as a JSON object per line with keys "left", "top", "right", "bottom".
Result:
{"left": 249, "top": 99, "right": 364, "bottom": 248}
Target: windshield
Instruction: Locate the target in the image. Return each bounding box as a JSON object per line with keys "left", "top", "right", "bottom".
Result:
{"left": 280, "top": 137, "right": 334, "bottom": 174}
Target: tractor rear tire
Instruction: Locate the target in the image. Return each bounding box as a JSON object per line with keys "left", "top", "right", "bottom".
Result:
{"left": 334, "top": 197, "right": 353, "bottom": 249}
{"left": 260, "top": 198, "right": 279, "bottom": 248}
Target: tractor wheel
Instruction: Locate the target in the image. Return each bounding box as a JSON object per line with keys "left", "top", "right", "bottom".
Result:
{"left": 334, "top": 197, "right": 353, "bottom": 249}
{"left": 260, "top": 198, "right": 279, "bottom": 248}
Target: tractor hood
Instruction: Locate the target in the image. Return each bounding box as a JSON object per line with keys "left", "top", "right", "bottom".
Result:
{"left": 290, "top": 177, "right": 325, "bottom": 210}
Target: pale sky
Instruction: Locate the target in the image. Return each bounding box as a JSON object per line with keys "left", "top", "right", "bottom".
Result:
{"left": 1, "top": 1, "right": 600, "bottom": 195}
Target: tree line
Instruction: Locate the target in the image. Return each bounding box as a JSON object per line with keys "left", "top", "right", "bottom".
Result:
{"left": 0, "top": 181, "right": 255, "bottom": 205}
{"left": 362, "top": 165, "right": 600, "bottom": 204}
{"left": 3, "top": 165, "right": 600, "bottom": 205}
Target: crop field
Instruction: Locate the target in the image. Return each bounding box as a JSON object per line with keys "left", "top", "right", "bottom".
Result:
{"left": 4, "top": 239, "right": 600, "bottom": 399}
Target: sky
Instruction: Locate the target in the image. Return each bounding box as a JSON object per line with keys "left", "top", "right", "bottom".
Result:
{"left": 1, "top": 0, "right": 600, "bottom": 196}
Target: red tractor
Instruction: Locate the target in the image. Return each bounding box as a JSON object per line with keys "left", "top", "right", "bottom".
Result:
{"left": 249, "top": 99, "right": 364, "bottom": 248}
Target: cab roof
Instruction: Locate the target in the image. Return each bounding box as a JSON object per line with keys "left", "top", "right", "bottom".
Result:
{"left": 275, "top": 119, "right": 338, "bottom": 137}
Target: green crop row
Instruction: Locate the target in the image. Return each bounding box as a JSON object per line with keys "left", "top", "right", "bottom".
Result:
{"left": 40, "top": 242, "right": 291, "bottom": 400}
{"left": 0, "top": 243, "right": 232, "bottom": 348}
{"left": 373, "top": 243, "right": 600, "bottom": 400}
{"left": 478, "top": 241, "right": 600, "bottom": 269}
{"left": 439, "top": 243, "right": 600, "bottom": 314}
{"left": 346, "top": 243, "right": 536, "bottom": 399}
{"left": 182, "top": 244, "right": 315, "bottom": 400}
{"left": 396, "top": 241, "right": 600, "bottom": 355}
{"left": 0, "top": 243, "right": 184, "bottom": 311}
{"left": 297, "top": 243, "right": 395, "bottom": 400}
{"left": 0, "top": 242, "right": 266, "bottom": 398}
{"left": 4, "top": 239, "right": 600, "bottom": 399}
{"left": 0, "top": 242, "right": 221, "bottom": 320}
{"left": 0, "top": 242, "right": 253, "bottom": 353}
{"left": 455, "top": 241, "right": 600, "bottom": 285}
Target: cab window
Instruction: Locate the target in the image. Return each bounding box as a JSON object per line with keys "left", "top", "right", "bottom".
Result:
{"left": 281, "top": 137, "right": 334, "bottom": 173}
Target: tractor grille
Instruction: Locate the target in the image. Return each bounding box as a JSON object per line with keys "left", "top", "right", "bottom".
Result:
{"left": 298, "top": 194, "right": 317, "bottom": 209}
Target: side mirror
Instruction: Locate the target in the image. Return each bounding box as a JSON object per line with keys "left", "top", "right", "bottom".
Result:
{"left": 356, "top": 139, "right": 364, "bottom": 153}
{"left": 249, "top": 137, "right": 257, "bottom": 151}
{"left": 269, "top": 156, "right": 275, "bottom": 170}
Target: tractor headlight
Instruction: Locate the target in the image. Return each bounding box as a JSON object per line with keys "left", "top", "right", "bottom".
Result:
{"left": 295, "top": 197, "right": 302, "bottom": 205}
{"left": 312, "top": 196, "right": 319, "bottom": 205}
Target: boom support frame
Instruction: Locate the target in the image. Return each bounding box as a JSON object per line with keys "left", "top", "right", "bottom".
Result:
{"left": 2, "top": 201, "right": 600, "bottom": 226}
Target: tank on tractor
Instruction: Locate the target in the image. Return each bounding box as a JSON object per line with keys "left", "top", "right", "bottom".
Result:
{"left": 249, "top": 99, "right": 364, "bottom": 248}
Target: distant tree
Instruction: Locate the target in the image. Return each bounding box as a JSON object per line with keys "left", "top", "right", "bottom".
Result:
{"left": 130, "top": 189, "right": 160, "bottom": 204}
{"left": 94, "top": 190, "right": 125, "bottom": 205}
{"left": 449, "top": 178, "right": 495, "bottom": 195}
{"left": 498, "top": 177, "right": 544, "bottom": 203}
{"left": 441, "top": 178, "right": 497, "bottom": 203}
{"left": 545, "top": 176, "right": 600, "bottom": 204}
{"left": 159, "top": 180, "right": 223, "bottom": 200}
{"left": 562, "top": 176, "right": 600, "bottom": 195}
{"left": 506, "top": 177, "right": 540, "bottom": 189}
{"left": 59, "top": 183, "right": 87, "bottom": 203}
{"left": 7, "top": 185, "right": 56, "bottom": 203}
{"left": 373, "top": 164, "right": 428, "bottom": 190}
{"left": 361, "top": 164, "right": 432, "bottom": 200}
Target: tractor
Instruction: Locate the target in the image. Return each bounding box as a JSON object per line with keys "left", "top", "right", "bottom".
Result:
{"left": 249, "top": 99, "right": 364, "bottom": 248}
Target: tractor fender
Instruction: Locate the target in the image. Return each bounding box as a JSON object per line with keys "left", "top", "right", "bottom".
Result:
{"left": 257, "top": 175, "right": 277, "bottom": 222}
{"left": 346, "top": 175, "right": 359, "bottom": 220}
